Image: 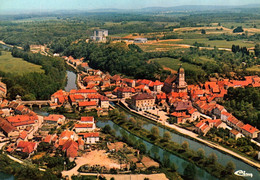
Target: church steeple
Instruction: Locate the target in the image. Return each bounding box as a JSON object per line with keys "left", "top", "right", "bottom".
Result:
{"left": 176, "top": 65, "right": 187, "bottom": 92}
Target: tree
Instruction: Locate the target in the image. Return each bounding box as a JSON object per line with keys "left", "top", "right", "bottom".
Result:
{"left": 138, "top": 143, "right": 147, "bottom": 154}
{"left": 162, "top": 153, "right": 170, "bottom": 167}
{"left": 254, "top": 44, "right": 260, "bottom": 57}
{"left": 183, "top": 163, "right": 196, "bottom": 180}
{"left": 201, "top": 29, "right": 206, "bottom": 34}
{"left": 170, "top": 162, "right": 178, "bottom": 172}
{"left": 167, "top": 117, "right": 177, "bottom": 124}
{"left": 163, "top": 131, "right": 171, "bottom": 142}
{"left": 181, "top": 141, "right": 189, "bottom": 150}
{"left": 197, "top": 148, "right": 205, "bottom": 160}
{"left": 23, "top": 44, "right": 30, "bottom": 52}
{"left": 207, "top": 153, "right": 218, "bottom": 165}
{"left": 233, "top": 26, "right": 244, "bottom": 33}
{"left": 225, "top": 161, "right": 236, "bottom": 175}
{"left": 151, "top": 126, "right": 159, "bottom": 139}
{"left": 103, "top": 125, "right": 111, "bottom": 134}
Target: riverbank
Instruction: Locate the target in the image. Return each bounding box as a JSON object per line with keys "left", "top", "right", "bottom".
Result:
{"left": 107, "top": 110, "right": 241, "bottom": 180}
{"left": 117, "top": 101, "right": 260, "bottom": 170}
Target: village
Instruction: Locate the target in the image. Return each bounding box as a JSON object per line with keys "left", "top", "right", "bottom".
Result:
{"left": 0, "top": 30, "right": 260, "bottom": 179}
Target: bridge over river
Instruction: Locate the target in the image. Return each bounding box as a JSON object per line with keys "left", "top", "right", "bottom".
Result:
{"left": 16, "top": 100, "right": 50, "bottom": 108}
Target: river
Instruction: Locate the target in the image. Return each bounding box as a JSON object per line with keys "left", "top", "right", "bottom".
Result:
{"left": 97, "top": 120, "right": 217, "bottom": 180}
{"left": 105, "top": 106, "right": 260, "bottom": 180}
{"left": 0, "top": 172, "right": 14, "bottom": 180}
{"left": 65, "top": 70, "right": 77, "bottom": 92}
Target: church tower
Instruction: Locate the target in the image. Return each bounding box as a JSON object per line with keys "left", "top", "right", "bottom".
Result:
{"left": 175, "top": 65, "right": 187, "bottom": 92}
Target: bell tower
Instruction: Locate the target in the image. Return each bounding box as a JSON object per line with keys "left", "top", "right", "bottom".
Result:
{"left": 176, "top": 65, "right": 187, "bottom": 92}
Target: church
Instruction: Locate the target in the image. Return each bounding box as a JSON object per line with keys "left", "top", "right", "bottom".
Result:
{"left": 162, "top": 66, "right": 187, "bottom": 94}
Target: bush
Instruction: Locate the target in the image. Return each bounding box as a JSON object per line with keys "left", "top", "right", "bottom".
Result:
{"left": 233, "top": 26, "right": 244, "bottom": 33}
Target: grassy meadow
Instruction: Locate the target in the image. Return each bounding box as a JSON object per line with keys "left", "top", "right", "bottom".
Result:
{"left": 246, "top": 65, "right": 260, "bottom": 72}
{"left": 0, "top": 51, "right": 44, "bottom": 75}
{"left": 150, "top": 57, "right": 205, "bottom": 73}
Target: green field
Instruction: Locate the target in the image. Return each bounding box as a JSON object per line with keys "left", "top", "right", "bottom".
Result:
{"left": 150, "top": 57, "right": 204, "bottom": 72}
{"left": 171, "top": 38, "right": 256, "bottom": 48}
{"left": 0, "top": 51, "right": 44, "bottom": 75}
{"left": 138, "top": 44, "right": 181, "bottom": 52}
{"left": 246, "top": 65, "right": 260, "bottom": 72}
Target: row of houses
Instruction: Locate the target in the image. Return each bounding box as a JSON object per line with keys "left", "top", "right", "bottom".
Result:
{"left": 50, "top": 89, "right": 109, "bottom": 111}
{"left": 189, "top": 77, "right": 260, "bottom": 139}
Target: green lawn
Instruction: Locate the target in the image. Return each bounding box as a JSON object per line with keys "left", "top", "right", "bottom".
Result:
{"left": 0, "top": 51, "right": 44, "bottom": 75}
{"left": 172, "top": 38, "right": 256, "bottom": 48}
{"left": 150, "top": 57, "right": 204, "bottom": 72}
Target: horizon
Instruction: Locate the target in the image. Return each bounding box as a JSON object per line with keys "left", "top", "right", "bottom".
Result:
{"left": 1, "top": 0, "right": 260, "bottom": 14}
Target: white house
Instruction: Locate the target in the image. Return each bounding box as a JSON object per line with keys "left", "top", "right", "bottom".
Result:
{"left": 74, "top": 123, "right": 95, "bottom": 133}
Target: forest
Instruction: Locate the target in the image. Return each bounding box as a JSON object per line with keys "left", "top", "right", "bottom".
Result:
{"left": 0, "top": 48, "right": 66, "bottom": 100}
{"left": 223, "top": 87, "right": 260, "bottom": 129}
{"left": 64, "top": 41, "right": 162, "bottom": 80}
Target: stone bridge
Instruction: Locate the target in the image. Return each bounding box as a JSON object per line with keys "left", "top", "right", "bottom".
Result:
{"left": 19, "top": 100, "right": 51, "bottom": 108}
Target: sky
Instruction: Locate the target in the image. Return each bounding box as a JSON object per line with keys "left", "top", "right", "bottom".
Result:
{"left": 1, "top": 0, "right": 260, "bottom": 13}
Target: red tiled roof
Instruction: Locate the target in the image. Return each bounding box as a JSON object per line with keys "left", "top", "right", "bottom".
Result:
{"left": 195, "top": 120, "right": 207, "bottom": 128}
{"left": 153, "top": 80, "right": 164, "bottom": 86}
{"left": 78, "top": 101, "right": 97, "bottom": 107}
{"left": 171, "top": 112, "right": 190, "bottom": 118}
{"left": 100, "top": 95, "right": 109, "bottom": 101}
{"left": 83, "top": 132, "right": 99, "bottom": 138}
{"left": 81, "top": 116, "right": 94, "bottom": 122}
{"left": 242, "top": 124, "right": 259, "bottom": 134}
{"left": 230, "top": 129, "right": 240, "bottom": 136}
{"left": 111, "top": 75, "right": 121, "bottom": 81}
{"left": 60, "top": 130, "right": 73, "bottom": 139}
{"left": 221, "top": 111, "right": 231, "bottom": 116}
{"left": 117, "top": 87, "right": 134, "bottom": 93}
{"left": 164, "top": 74, "right": 176, "bottom": 85}
{"left": 156, "top": 93, "right": 166, "bottom": 100}
{"left": 132, "top": 93, "right": 154, "bottom": 100}
{"left": 75, "top": 124, "right": 93, "bottom": 128}
{"left": 19, "top": 130, "right": 27, "bottom": 140}
{"left": 44, "top": 114, "right": 64, "bottom": 122}
{"left": 17, "top": 141, "right": 36, "bottom": 154}
{"left": 81, "top": 62, "right": 88, "bottom": 67}
{"left": 236, "top": 121, "right": 245, "bottom": 129}
{"left": 175, "top": 101, "right": 192, "bottom": 111}
{"left": 76, "top": 89, "right": 97, "bottom": 94}
{"left": 7, "top": 115, "right": 37, "bottom": 127}
{"left": 0, "top": 117, "right": 16, "bottom": 134}
{"left": 87, "top": 94, "right": 101, "bottom": 99}
{"left": 123, "top": 78, "right": 134, "bottom": 83}
{"left": 62, "top": 140, "right": 78, "bottom": 158}
{"left": 200, "top": 123, "right": 209, "bottom": 132}
{"left": 44, "top": 135, "right": 52, "bottom": 143}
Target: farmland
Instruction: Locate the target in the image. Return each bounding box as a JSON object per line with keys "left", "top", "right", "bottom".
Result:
{"left": 150, "top": 57, "right": 204, "bottom": 72}
{"left": 0, "top": 51, "right": 44, "bottom": 75}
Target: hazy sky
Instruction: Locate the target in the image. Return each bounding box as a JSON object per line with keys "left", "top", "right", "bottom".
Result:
{"left": 1, "top": 0, "right": 259, "bottom": 12}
